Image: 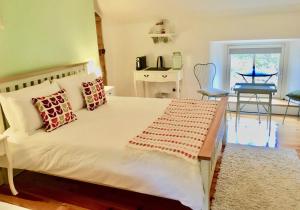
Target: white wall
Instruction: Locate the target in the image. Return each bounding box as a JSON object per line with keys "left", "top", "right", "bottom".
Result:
{"left": 286, "top": 40, "right": 300, "bottom": 93}
{"left": 209, "top": 42, "right": 227, "bottom": 90}
{"left": 103, "top": 12, "right": 300, "bottom": 98}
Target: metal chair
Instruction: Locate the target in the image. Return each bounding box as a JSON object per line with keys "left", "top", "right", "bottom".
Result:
{"left": 194, "top": 63, "right": 231, "bottom": 116}
{"left": 283, "top": 90, "right": 300, "bottom": 124}
{"left": 194, "top": 63, "right": 229, "bottom": 99}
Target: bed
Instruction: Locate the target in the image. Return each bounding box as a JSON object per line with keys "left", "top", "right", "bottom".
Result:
{"left": 0, "top": 63, "right": 227, "bottom": 210}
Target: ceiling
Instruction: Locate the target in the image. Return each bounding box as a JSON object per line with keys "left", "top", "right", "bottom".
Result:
{"left": 96, "top": 0, "right": 300, "bottom": 22}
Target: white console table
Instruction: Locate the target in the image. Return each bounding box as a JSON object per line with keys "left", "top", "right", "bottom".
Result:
{"left": 133, "top": 69, "right": 183, "bottom": 98}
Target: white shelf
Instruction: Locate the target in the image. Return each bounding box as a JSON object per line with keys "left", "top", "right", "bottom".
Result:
{"left": 149, "top": 33, "right": 175, "bottom": 43}
{"left": 148, "top": 33, "right": 175, "bottom": 38}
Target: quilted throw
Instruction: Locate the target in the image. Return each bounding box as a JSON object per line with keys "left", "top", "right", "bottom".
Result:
{"left": 128, "top": 99, "right": 219, "bottom": 163}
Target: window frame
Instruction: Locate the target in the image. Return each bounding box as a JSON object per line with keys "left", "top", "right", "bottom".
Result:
{"left": 225, "top": 43, "right": 286, "bottom": 98}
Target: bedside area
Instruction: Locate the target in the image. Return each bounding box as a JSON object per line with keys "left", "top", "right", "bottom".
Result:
{"left": 104, "top": 86, "right": 115, "bottom": 96}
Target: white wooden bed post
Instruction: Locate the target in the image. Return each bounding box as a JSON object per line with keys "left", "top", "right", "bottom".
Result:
{"left": 0, "top": 62, "right": 88, "bottom": 196}
{"left": 199, "top": 101, "right": 228, "bottom": 210}
{"left": 200, "top": 160, "right": 211, "bottom": 210}
{"left": 0, "top": 135, "right": 18, "bottom": 195}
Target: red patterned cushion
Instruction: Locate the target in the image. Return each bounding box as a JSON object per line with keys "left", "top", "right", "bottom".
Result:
{"left": 32, "top": 89, "right": 77, "bottom": 132}
{"left": 82, "top": 77, "right": 106, "bottom": 111}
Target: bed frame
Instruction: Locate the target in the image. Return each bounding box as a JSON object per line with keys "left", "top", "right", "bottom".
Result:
{"left": 0, "top": 62, "right": 227, "bottom": 210}
{"left": 0, "top": 62, "right": 88, "bottom": 192}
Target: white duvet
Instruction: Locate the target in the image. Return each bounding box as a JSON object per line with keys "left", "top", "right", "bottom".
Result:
{"left": 6, "top": 96, "right": 204, "bottom": 210}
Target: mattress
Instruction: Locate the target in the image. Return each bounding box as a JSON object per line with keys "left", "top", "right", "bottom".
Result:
{"left": 6, "top": 96, "right": 204, "bottom": 210}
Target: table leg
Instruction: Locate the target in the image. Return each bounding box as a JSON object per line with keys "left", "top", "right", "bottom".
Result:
{"left": 143, "top": 81, "right": 146, "bottom": 97}
{"left": 235, "top": 92, "right": 240, "bottom": 131}
{"left": 134, "top": 80, "right": 138, "bottom": 97}
{"left": 269, "top": 93, "right": 272, "bottom": 136}
{"left": 267, "top": 100, "right": 270, "bottom": 130}
{"left": 176, "top": 79, "right": 180, "bottom": 99}
{"left": 255, "top": 94, "right": 261, "bottom": 124}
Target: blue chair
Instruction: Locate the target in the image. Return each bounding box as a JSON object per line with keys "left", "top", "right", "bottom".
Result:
{"left": 283, "top": 90, "right": 300, "bottom": 124}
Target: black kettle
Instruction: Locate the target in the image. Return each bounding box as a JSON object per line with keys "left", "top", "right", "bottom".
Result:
{"left": 157, "top": 56, "right": 164, "bottom": 69}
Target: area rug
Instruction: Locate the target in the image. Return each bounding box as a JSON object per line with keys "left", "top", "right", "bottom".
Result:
{"left": 211, "top": 144, "right": 300, "bottom": 210}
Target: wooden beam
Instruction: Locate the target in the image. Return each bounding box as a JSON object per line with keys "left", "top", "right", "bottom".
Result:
{"left": 95, "top": 13, "right": 108, "bottom": 85}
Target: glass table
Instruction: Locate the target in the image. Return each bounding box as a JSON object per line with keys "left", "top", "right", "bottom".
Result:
{"left": 234, "top": 83, "right": 277, "bottom": 136}
{"left": 236, "top": 70, "right": 278, "bottom": 120}
{"left": 237, "top": 71, "right": 278, "bottom": 84}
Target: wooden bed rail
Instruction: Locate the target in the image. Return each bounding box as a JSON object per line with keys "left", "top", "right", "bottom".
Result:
{"left": 0, "top": 62, "right": 88, "bottom": 134}
{"left": 198, "top": 97, "right": 228, "bottom": 160}
{"left": 0, "top": 62, "right": 88, "bottom": 84}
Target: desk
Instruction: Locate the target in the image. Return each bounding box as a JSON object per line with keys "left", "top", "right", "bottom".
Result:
{"left": 134, "top": 69, "right": 183, "bottom": 98}
{"left": 234, "top": 83, "right": 277, "bottom": 135}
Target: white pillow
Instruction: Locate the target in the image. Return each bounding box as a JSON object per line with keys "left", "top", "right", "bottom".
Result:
{"left": 0, "top": 81, "right": 51, "bottom": 131}
{"left": 8, "top": 83, "right": 61, "bottom": 134}
{"left": 0, "top": 81, "right": 62, "bottom": 134}
{"left": 54, "top": 73, "right": 96, "bottom": 111}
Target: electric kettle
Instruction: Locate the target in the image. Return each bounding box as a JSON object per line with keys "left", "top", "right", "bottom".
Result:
{"left": 157, "top": 56, "right": 164, "bottom": 69}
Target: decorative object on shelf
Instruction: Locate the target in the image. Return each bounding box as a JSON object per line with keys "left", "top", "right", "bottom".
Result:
{"left": 172, "top": 52, "right": 183, "bottom": 70}
{"left": 149, "top": 19, "right": 175, "bottom": 44}
{"left": 154, "top": 20, "right": 165, "bottom": 34}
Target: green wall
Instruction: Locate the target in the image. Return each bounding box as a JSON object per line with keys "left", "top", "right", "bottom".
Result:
{"left": 0, "top": 0, "right": 99, "bottom": 78}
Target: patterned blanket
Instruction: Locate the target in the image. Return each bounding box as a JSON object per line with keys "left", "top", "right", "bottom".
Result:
{"left": 128, "top": 99, "right": 219, "bottom": 163}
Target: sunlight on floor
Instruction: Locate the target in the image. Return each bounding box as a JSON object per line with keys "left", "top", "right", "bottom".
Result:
{"left": 227, "top": 113, "right": 278, "bottom": 148}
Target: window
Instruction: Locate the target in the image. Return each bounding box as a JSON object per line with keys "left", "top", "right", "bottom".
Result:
{"left": 227, "top": 45, "right": 284, "bottom": 97}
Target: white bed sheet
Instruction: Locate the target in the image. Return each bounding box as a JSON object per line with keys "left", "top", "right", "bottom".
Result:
{"left": 6, "top": 96, "right": 204, "bottom": 210}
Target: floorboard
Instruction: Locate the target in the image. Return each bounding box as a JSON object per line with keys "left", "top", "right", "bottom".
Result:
{"left": 0, "top": 114, "right": 299, "bottom": 210}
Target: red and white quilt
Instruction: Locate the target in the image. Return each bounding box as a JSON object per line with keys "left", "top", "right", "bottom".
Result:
{"left": 128, "top": 99, "right": 219, "bottom": 163}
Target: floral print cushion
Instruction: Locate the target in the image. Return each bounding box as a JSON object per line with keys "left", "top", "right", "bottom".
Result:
{"left": 82, "top": 77, "right": 106, "bottom": 111}
{"left": 32, "top": 89, "right": 77, "bottom": 132}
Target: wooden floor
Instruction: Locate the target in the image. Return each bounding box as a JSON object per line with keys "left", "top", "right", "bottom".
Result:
{"left": 227, "top": 113, "right": 300, "bottom": 156}
{"left": 0, "top": 114, "right": 299, "bottom": 210}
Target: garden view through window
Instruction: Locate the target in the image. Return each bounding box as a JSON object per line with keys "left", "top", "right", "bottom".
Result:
{"left": 229, "top": 47, "right": 282, "bottom": 95}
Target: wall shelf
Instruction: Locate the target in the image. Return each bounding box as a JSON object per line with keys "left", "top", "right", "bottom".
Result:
{"left": 149, "top": 33, "right": 175, "bottom": 43}
{"left": 149, "top": 19, "right": 175, "bottom": 44}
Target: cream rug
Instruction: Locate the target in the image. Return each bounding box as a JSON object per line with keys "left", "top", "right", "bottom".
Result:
{"left": 211, "top": 144, "right": 300, "bottom": 210}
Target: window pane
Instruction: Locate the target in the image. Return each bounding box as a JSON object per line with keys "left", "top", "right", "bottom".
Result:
{"left": 229, "top": 53, "right": 281, "bottom": 92}
{"left": 230, "top": 54, "right": 253, "bottom": 91}
{"left": 255, "top": 54, "right": 280, "bottom": 84}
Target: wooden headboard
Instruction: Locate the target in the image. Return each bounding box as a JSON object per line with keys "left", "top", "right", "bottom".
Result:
{"left": 0, "top": 62, "right": 88, "bottom": 133}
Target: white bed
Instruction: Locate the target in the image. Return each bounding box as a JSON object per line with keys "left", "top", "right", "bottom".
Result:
{"left": 7, "top": 96, "right": 204, "bottom": 209}
{"left": 0, "top": 63, "right": 227, "bottom": 210}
